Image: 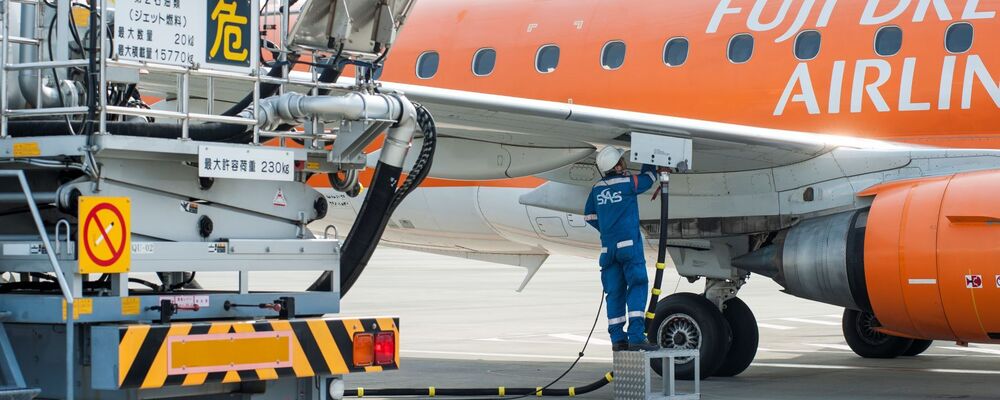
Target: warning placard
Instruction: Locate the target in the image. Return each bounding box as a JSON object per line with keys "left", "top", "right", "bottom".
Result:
{"left": 78, "top": 197, "right": 132, "bottom": 274}
{"left": 115, "top": 0, "right": 256, "bottom": 73}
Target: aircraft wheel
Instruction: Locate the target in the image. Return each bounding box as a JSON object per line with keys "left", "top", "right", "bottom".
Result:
{"left": 842, "top": 309, "right": 913, "bottom": 358}
{"left": 713, "top": 297, "right": 758, "bottom": 377}
{"left": 903, "top": 339, "right": 934, "bottom": 356}
{"left": 649, "top": 293, "right": 732, "bottom": 380}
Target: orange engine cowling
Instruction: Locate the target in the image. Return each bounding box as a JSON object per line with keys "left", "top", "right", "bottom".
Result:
{"left": 862, "top": 170, "right": 1000, "bottom": 344}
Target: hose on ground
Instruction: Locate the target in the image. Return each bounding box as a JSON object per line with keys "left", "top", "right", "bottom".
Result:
{"left": 345, "top": 373, "right": 614, "bottom": 398}
{"left": 345, "top": 290, "right": 611, "bottom": 398}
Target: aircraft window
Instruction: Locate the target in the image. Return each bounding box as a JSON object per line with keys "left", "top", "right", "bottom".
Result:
{"left": 794, "top": 31, "right": 822, "bottom": 60}
{"left": 536, "top": 45, "right": 560, "bottom": 73}
{"left": 663, "top": 38, "right": 689, "bottom": 67}
{"left": 946, "top": 22, "right": 974, "bottom": 53}
{"left": 472, "top": 48, "right": 497, "bottom": 76}
{"left": 416, "top": 51, "right": 439, "bottom": 79}
{"left": 728, "top": 34, "right": 754, "bottom": 64}
{"left": 874, "top": 26, "right": 903, "bottom": 56}
{"left": 601, "top": 41, "right": 627, "bottom": 70}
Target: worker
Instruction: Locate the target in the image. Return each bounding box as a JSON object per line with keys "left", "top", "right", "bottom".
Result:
{"left": 584, "top": 146, "right": 660, "bottom": 351}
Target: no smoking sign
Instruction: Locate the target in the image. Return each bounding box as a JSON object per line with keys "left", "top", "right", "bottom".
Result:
{"left": 78, "top": 197, "right": 131, "bottom": 274}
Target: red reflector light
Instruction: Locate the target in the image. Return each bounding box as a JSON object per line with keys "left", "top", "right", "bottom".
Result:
{"left": 353, "top": 333, "right": 374, "bottom": 367}
{"left": 374, "top": 332, "right": 395, "bottom": 365}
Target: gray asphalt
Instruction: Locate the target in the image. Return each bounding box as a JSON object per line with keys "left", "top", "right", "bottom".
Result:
{"left": 194, "top": 248, "right": 1000, "bottom": 400}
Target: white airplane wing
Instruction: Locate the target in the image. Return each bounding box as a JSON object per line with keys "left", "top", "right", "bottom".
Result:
{"left": 376, "top": 81, "right": 906, "bottom": 174}
{"left": 141, "top": 74, "right": 904, "bottom": 175}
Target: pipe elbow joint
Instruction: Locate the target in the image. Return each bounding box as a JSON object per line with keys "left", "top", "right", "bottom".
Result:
{"left": 380, "top": 95, "right": 418, "bottom": 168}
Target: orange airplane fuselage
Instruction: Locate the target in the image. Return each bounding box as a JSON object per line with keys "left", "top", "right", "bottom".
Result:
{"left": 380, "top": 0, "right": 1000, "bottom": 149}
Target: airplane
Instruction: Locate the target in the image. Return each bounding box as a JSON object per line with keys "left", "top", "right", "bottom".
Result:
{"left": 138, "top": 0, "right": 1000, "bottom": 381}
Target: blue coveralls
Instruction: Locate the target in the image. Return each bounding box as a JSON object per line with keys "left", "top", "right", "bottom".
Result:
{"left": 584, "top": 164, "right": 657, "bottom": 344}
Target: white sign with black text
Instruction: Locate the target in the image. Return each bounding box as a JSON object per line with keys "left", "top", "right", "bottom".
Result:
{"left": 198, "top": 146, "right": 295, "bottom": 182}
{"left": 115, "top": 0, "right": 255, "bottom": 73}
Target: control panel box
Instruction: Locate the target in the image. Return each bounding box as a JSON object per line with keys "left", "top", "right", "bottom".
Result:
{"left": 630, "top": 132, "right": 693, "bottom": 170}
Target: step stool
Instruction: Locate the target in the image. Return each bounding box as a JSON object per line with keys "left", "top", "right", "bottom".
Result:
{"left": 612, "top": 349, "right": 700, "bottom": 400}
{"left": 0, "top": 388, "right": 40, "bottom": 400}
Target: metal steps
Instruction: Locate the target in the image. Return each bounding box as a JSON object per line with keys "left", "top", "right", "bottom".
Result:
{"left": 613, "top": 349, "right": 700, "bottom": 400}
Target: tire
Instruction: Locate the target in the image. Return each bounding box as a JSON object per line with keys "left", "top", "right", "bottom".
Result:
{"left": 649, "top": 293, "right": 732, "bottom": 380}
{"left": 842, "top": 309, "right": 913, "bottom": 359}
{"left": 903, "top": 339, "right": 934, "bottom": 356}
{"left": 714, "top": 298, "right": 758, "bottom": 377}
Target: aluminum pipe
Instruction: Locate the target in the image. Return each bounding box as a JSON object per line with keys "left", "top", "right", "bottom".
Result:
{"left": 17, "top": 5, "right": 78, "bottom": 108}
{"left": 246, "top": 92, "right": 404, "bottom": 130}
{"left": 380, "top": 95, "right": 417, "bottom": 169}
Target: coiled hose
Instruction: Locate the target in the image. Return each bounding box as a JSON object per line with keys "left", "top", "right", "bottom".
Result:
{"left": 309, "top": 103, "right": 438, "bottom": 295}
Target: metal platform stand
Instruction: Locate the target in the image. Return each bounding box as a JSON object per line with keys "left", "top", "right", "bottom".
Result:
{"left": 613, "top": 350, "right": 700, "bottom": 400}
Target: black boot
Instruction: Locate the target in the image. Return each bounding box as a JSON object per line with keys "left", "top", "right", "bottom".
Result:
{"left": 628, "top": 340, "right": 661, "bottom": 352}
{"left": 612, "top": 341, "right": 629, "bottom": 351}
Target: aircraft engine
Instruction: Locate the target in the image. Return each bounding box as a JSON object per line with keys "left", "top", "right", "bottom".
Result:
{"left": 732, "top": 209, "right": 870, "bottom": 311}
{"left": 735, "top": 170, "right": 1000, "bottom": 343}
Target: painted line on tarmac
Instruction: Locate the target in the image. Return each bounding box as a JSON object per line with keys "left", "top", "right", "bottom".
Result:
{"left": 403, "top": 349, "right": 612, "bottom": 362}
{"left": 403, "top": 350, "right": 1000, "bottom": 375}
{"left": 779, "top": 317, "right": 841, "bottom": 326}
{"left": 752, "top": 363, "right": 1000, "bottom": 375}
{"left": 759, "top": 346, "right": 1000, "bottom": 358}
{"left": 548, "top": 333, "right": 612, "bottom": 346}
{"left": 806, "top": 343, "right": 854, "bottom": 351}
{"left": 757, "top": 323, "right": 796, "bottom": 330}
{"left": 939, "top": 346, "right": 1000, "bottom": 355}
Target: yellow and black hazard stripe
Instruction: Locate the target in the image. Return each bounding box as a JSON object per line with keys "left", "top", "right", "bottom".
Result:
{"left": 115, "top": 317, "right": 399, "bottom": 389}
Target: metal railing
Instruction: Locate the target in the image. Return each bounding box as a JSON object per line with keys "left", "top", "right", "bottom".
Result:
{"left": 1, "top": 0, "right": 340, "bottom": 147}
{"left": 0, "top": 170, "right": 75, "bottom": 399}
{"left": 0, "top": 3, "right": 346, "bottom": 398}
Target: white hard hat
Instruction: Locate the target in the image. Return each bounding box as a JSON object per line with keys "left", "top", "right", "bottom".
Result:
{"left": 596, "top": 146, "right": 625, "bottom": 173}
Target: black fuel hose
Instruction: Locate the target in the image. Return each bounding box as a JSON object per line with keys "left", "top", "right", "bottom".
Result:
{"left": 345, "top": 373, "right": 614, "bottom": 398}
{"left": 309, "top": 103, "right": 438, "bottom": 295}
{"left": 346, "top": 291, "right": 612, "bottom": 399}
{"left": 5, "top": 120, "right": 251, "bottom": 142}
{"left": 645, "top": 174, "right": 669, "bottom": 332}
{"left": 220, "top": 55, "right": 301, "bottom": 117}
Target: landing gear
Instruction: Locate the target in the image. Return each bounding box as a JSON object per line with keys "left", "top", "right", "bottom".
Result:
{"left": 648, "top": 293, "right": 732, "bottom": 380}
{"left": 842, "top": 309, "right": 913, "bottom": 358}
{"left": 903, "top": 339, "right": 934, "bottom": 356}
{"left": 715, "top": 297, "right": 759, "bottom": 377}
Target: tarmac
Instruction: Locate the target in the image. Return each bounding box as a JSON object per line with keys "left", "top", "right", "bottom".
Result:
{"left": 195, "top": 248, "right": 1000, "bottom": 400}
